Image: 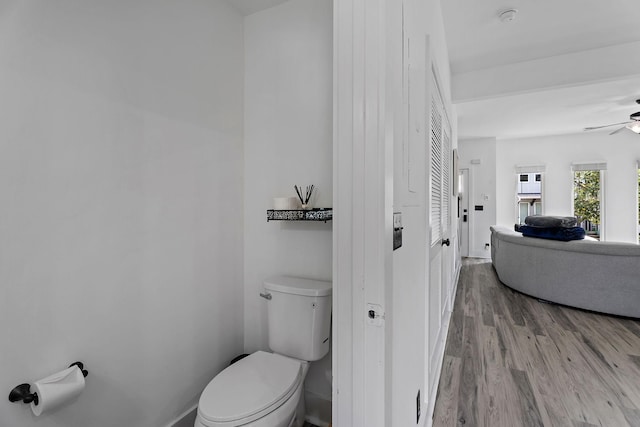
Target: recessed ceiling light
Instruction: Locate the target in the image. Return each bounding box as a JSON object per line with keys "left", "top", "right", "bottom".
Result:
{"left": 499, "top": 9, "right": 518, "bottom": 23}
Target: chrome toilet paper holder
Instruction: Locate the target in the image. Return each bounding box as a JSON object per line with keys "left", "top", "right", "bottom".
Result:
{"left": 8, "top": 361, "right": 88, "bottom": 405}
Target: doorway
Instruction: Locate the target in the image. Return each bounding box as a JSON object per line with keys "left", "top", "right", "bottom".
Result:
{"left": 459, "top": 168, "right": 470, "bottom": 257}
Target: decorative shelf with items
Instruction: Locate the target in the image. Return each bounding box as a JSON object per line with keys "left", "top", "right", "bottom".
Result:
{"left": 266, "top": 208, "right": 332, "bottom": 222}
{"left": 267, "top": 184, "right": 332, "bottom": 223}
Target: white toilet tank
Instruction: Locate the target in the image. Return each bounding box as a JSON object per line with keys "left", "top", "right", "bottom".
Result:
{"left": 263, "top": 276, "right": 332, "bottom": 361}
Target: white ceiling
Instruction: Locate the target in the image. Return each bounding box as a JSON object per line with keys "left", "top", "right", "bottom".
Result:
{"left": 443, "top": 0, "right": 640, "bottom": 74}
{"left": 225, "top": 0, "right": 289, "bottom": 16}
{"left": 457, "top": 77, "right": 640, "bottom": 140}
{"left": 442, "top": 0, "right": 640, "bottom": 140}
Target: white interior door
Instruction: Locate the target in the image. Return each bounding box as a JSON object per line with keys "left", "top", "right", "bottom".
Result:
{"left": 459, "top": 168, "right": 469, "bottom": 256}
{"left": 427, "top": 68, "right": 450, "bottom": 382}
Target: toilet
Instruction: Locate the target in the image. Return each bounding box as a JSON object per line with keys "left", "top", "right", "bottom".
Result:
{"left": 195, "top": 276, "right": 332, "bottom": 427}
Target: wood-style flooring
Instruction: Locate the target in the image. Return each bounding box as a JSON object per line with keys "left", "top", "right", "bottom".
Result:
{"left": 432, "top": 258, "right": 640, "bottom": 427}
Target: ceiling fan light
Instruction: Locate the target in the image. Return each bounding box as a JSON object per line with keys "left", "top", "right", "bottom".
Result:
{"left": 626, "top": 121, "right": 640, "bottom": 134}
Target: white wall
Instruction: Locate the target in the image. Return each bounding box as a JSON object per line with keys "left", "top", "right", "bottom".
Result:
{"left": 243, "top": 0, "right": 333, "bottom": 415}
{"left": 389, "top": 0, "right": 427, "bottom": 420}
{"left": 457, "top": 138, "right": 497, "bottom": 258}
{"left": 390, "top": 0, "right": 459, "bottom": 425}
{"left": 496, "top": 132, "right": 640, "bottom": 243}
{"left": 0, "top": 2, "right": 245, "bottom": 427}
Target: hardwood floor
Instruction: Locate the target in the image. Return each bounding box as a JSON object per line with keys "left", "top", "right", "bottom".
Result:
{"left": 432, "top": 258, "right": 640, "bottom": 427}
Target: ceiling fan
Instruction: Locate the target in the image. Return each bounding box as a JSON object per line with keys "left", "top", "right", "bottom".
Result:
{"left": 584, "top": 99, "right": 640, "bottom": 135}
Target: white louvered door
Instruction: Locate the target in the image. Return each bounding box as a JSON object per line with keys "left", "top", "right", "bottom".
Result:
{"left": 427, "top": 67, "right": 452, "bottom": 382}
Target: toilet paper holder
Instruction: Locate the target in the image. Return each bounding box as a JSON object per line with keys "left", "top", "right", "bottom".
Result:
{"left": 8, "top": 361, "right": 88, "bottom": 406}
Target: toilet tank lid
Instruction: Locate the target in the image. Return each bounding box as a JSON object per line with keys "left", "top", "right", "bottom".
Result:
{"left": 264, "top": 275, "right": 332, "bottom": 297}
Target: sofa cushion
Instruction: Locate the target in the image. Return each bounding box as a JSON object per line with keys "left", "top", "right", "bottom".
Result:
{"left": 520, "top": 225, "right": 585, "bottom": 241}
{"left": 524, "top": 215, "right": 577, "bottom": 228}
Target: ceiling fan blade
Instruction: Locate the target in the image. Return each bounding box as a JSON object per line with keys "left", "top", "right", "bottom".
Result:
{"left": 609, "top": 126, "right": 627, "bottom": 135}
{"left": 584, "top": 121, "right": 632, "bottom": 131}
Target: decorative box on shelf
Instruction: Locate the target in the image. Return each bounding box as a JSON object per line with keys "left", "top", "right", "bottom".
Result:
{"left": 267, "top": 208, "right": 333, "bottom": 222}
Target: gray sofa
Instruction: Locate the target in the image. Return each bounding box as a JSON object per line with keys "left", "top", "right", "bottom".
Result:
{"left": 490, "top": 225, "right": 640, "bottom": 318}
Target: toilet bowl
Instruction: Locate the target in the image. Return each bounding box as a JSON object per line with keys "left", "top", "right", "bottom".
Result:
{"left": 195, "top": 351, "right": 309, "bottom": 427}
{"left": 194, "top": 276, "right": 332, "bottom": 427}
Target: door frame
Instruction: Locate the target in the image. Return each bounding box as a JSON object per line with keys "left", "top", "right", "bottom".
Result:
{"left": 459, "top": 168, "right": 470, "bottom": 257}
{"left": 333, "top": 0, "right": 392, "bottom": 425}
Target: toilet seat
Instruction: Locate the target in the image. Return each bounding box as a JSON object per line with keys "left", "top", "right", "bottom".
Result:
{"left": 197, "top": 351, "right": 302, "bottom": 426}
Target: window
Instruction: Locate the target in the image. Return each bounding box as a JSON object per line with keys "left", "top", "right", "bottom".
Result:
{"left": 515, "top": 167, "right": 545, "bottom": 224}
{"left": 519, "top": 203, "right": 529, "bottom": 225}
{"left": 534, "top": 202, "right": 542, "bottom": 216}
{"left": 572, "top": 163, "right": 606, "bottom": 240}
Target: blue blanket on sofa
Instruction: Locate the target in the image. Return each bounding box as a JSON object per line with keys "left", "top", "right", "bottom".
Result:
{"left": 520, "top": 225, "right": 585, "bottom": 241}
{"left": 524, "top": 215, "right": 577, "bottom": 228}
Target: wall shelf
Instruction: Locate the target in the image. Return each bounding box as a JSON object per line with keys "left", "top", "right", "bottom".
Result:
{"left": 267, "top": 208, "right": 333, "bottom": 222}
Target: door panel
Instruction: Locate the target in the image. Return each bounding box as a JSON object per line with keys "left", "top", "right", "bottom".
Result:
{"left": 428, "top": 250, "right": 442, "bottom": 374}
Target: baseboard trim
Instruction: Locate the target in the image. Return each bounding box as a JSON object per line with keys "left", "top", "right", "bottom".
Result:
{"left": 305, "top": 389, "right": 332, "bottom": 427}
{"left": 468, "top": 252, "right": 491, "bottom": 259}
{"left": 305, "top": 414, "right": 330, "bottom": 427}
{"left": 166, "top": 403, "right": 198, "bottom": 427}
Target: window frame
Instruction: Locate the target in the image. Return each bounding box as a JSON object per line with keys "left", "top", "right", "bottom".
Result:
{"left": 514, "top": 166, "right": 545, "bottom": 224}
{"left": 571, "top": 163, "right": 606, "bottom": 241}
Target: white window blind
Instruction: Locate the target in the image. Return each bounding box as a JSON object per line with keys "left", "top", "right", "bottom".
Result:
{"left": 515, "top": 165, "right": 546, "bottom": 174}
{"left": 572, "top": 162, "right": 607, "bottom": 171}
